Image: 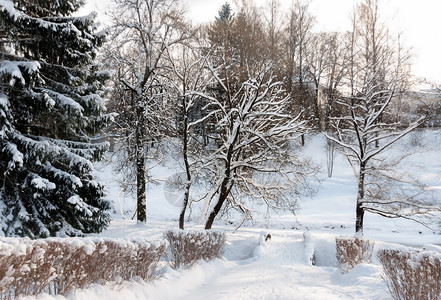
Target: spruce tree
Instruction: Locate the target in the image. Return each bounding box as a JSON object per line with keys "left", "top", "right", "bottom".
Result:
{"left": 0, "top": 0, "right": 112, "bottom": 237}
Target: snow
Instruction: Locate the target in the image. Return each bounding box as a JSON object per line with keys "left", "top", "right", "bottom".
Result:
{"left": 67, "top": 195, "right": 94, "bottom": 217}
{"left": 0, "top": 93, "right": 8, "bottom": 107}
{"left": 13, "top": 130, "right": 441, "bottom": 299}
{"left": 0, "top": 0, "right": 83, "bottom": 33}
{"left": 46, "top": 91, "right": 84, "bottom": 114}
{"left": 0, "top": 60, "right": 40, "bottom": 86}
{"left": 5, "top": 142, "right": 23, "bottom": 170}
{"left": 0, "top": 0, "right": 19, "bottom": 20}
{"left": 30, "top": 177, "right": 56, "bottom": 191}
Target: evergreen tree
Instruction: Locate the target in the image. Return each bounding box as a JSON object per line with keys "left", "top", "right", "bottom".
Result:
{"left": 0, "top": 0, "right": 112, "bottom": 237}
{"left": 217, "top": 2, "right": 233, "bottom": 23}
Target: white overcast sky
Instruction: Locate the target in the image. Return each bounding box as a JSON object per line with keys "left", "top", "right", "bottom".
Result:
{"left": 78, "top": 0, "right": 441, "bottom": 86}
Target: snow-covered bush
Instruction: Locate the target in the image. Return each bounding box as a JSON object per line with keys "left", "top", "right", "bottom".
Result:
{"left": 336, "top": 237, "right": 374, "bottom": 272}
{"left": 378, "top": 249, "right": 441, "bottom": 300}
{"left": 0, "top": 237, "right": 166, "bottom": 298}
{"left": 165, "top": 230, "right": 226, "bottom": 269}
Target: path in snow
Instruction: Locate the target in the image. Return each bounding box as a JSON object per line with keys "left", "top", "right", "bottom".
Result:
{"left": 175, "top": 232, "right": 389, "bottom": 300}
{"left": 39, "top": 229, "right": 391, "bottom": 300}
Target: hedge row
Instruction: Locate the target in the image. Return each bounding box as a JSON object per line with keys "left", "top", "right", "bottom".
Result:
{"left": 378, "top": 249, "right": 441, "bottom": 300}
{"left": 0, "top": 230, "right": 226, "bottom": 299}
{"left": 0, "top": 237, "right": 166, "bottom": 299}
{"left": 165, "top": 230, "right": 226, "bottom": 269}
{"left": 336, "top": 236, "right": 441, "bottom": 299}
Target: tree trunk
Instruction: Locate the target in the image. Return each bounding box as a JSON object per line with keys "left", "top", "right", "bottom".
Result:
{"left": 179, "top": 183, "right": 190, "bottom": 229}
{"left": 355, "top": 164, "right": 366, "bottom": 234}
{"left": 136, "top": 104, "right": 147, "bottom": 223}
{"left": 205, "top": 178, "right": 230, "bottom": 230}
{"left": 326, "top": 137, "right": 335, "bottom": 178}
{"left": 136, "top": 147, "right": 147, "bottom": 223}
{"left": 313, "top": 83, "right": 322, "bottom": 129}
{"left": 205, "top": 193, "right": 227, "bottom": 229}
{"left": 179, "top": 99, "right": 191, "bottom": 229}
{"left": 205, "top": 104, "right": 241, "bottom": 229}
{"left": 355, "top": 201, "right": 365, "bottom": 234}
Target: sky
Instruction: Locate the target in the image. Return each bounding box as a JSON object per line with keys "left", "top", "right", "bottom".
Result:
{"left": 77, "top": 0, "right": 441, "bottom": 86}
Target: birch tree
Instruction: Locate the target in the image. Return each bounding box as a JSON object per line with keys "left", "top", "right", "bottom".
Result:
{"left": 106, "top": 0, "right": 188, "bottom": 223}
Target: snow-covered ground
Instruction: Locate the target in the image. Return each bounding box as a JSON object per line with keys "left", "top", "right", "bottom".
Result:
{"left": 25, "top": 130, "right": 441, "bottom": 299}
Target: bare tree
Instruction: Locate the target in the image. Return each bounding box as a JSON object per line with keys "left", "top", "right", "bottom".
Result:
{"left": 166, "top": 34, "right": 213, "bottom": 229}
{"left": 282, "top": 0, "right": 316, "bottom": 143}
{"left": 183, "top": 2, "right": 316, "bottom": 229}
{"left": 264, "top": 0, "right": 283, "bottom": 66}
{"left": 306, "top": 32, "right": 347, "bottom": 130}
{"left": 106, "top": 0, "right": 188, "bottom": 223}
{"left": 283, "top": 0, "right": 314, "bottom": 86}
{"left": 306, "top": 32, "right": 347, "bottom": 177}
{"left": 326, "top": 0, "right": 439, "bottom": 234}
{"left": 192, "top": 57, "right": 317, "bottom": 229}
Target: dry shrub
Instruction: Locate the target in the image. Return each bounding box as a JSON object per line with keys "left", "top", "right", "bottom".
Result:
{"left": 0, "top": 241, "right": 15, "bottom": 299}
{"left": 378, "top": 249, "right": 441, "bottom": 300}
{"left": 51, "top": 240, "right": 92, "bottom": 294}
{"left": 336, "top": 236, "right": 374, "bottom": 272}
{"left": 0, "top": 237, "right": 166, "bottom": 299}
{"left": 135, "top": 240, "right": 166, "bottom": 281}
{"left": 165, "top": 230, "right": 226, "bottom": 269}
{"left": 81, "top": 241, "right": 117, "bottom": 285}
{"left": 0, "top": 239, "right": 52, "bottom": 298}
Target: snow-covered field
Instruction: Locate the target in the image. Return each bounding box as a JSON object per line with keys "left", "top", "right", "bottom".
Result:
{"left": 25, "top": 130, "right": 441, "bottom": 299}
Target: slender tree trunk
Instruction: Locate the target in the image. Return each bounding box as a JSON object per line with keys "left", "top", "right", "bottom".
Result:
{"left": 179, "top": 183, "right": 190, "bottom": 229}
{"left": 136, "top": 104, "right": 147, "bottom": 223}
{"left": 355, "top": 164, "right": 366, "bottom": 233}
{"left": 326, "top": 137, "right": 335, "bottom": 178}
{"left": 179, "top": 97, "right": 191, "bottom": 229}
{"left": 314, "top": 90, "right": 321, "bottom": 130}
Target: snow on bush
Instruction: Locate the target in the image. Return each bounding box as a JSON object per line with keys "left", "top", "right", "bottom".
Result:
{"left": 165, "top": 230, "right": 226, "bottom": 269}
{"left": 378, "top": 249, "right": 441, "bottom": 300}
{"left": 0, "top": 237, "right": 166, "bottom": 298}
{"left": 253, "top": 232, "right": 272, "bottom": 258}
{"left": 303, "top": 232, "right": 315, "bottom": 265}
{"left": 336, "top": 237, "right": 374, "bottom": 272}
